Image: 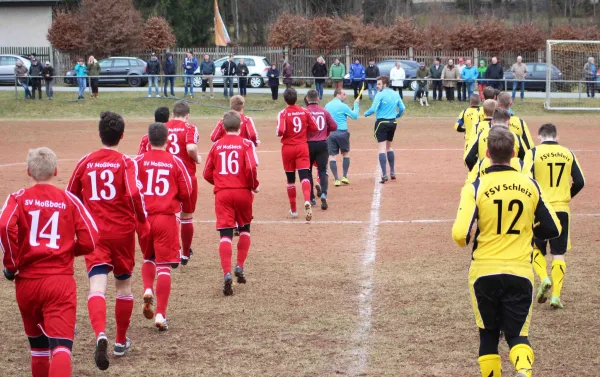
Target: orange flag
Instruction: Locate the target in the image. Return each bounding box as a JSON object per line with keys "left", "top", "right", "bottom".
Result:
{"left": 214, "top": 0, "right": 230, "bottom": 46}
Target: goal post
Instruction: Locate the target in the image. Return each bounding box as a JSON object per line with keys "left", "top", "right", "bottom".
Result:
{"left": 545, "top": 40, "right": 600, "bottom": 111}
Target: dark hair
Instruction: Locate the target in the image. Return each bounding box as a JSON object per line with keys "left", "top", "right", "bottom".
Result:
{"left": 154, "top": 107, "right": 170, "bottom": 123}
{"left": 173, "top": 101, "right": 190, "bottom": 118}
{"left": 283, "top": 88, "right": 297, "bottom": 105}
{"left": 377, "top": 75, "right": 390, "bottom": 87}
{"left": 487, "top": 126, "right": 515, "bottom": 164}
{"left": 492, "top": 108, "right": 511, "bottom": 125}
{"left": 99, "top": 111, "right": 125, "bottom": 147}
{"left": 223, "top": 111, "right": 241, "bottom": 132}
{"left": 306, "top": 89, "right": 319, "bottom": 103}
{"left": 148, "top": 122, "right": 169, "bottom": 147}
{"left": 435, "top": 57, "right": 440, "bottom": 62}
{"left": 483, "top": 86, "right": 496, "bottom": 100}
{"left": 538, "top": 123, "right": 558, "bottom": 139}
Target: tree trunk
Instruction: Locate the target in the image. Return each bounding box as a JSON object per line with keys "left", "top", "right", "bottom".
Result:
{"left": 548, "top": 0, "right": 553, "bottom": 29}
{"left": 526, "top": 0, "right": 533, "bottom": 21}
{"left": 234, "top": 0, "right": 240, "bottom": 42}
{"left": 568, "top": 0, "right": 573, "bottom": 24}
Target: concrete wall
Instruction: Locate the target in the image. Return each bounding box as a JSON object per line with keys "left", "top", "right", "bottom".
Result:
{"left": 0, "top": 6, "right": 52, "bottom": 47}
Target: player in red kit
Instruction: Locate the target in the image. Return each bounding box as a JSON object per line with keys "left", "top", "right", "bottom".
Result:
{"left": 0, "top": 147, "right": 99, "bottom": 377}
{"left": 137, "top": 107, "right": 170, "bottom": 154}
{"left": 210, "top": 95, "right": 260, "bottom": 146}
{"left": 136, "top": 122, "right": 194, "bottom": 330}
{"left": 277, "top": 88, "right": 319, "bottom": 221}
{"left": 67, "top": 112, "right": 149, "bottom": 370}
{"left": 203, "top": 111, "right": 259, "bottom": 296}
{"left": 138, "top": 101, "right": 200, "bottom": 265}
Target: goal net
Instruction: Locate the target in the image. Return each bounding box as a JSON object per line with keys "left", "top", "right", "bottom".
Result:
{"left": 545, "top": 40, "right": 600, "bottom": 111}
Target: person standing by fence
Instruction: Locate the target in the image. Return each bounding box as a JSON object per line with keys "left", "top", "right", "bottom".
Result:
{"left": 350, "top": 58, "right": 366, "bottom": 100}
{"left": 282, "top": 59, "right": 293, "bottom": 89}
{"left": 390, "top": 61, "right": 405, "bottom": 99}
{"left": 414, "top": 63, "right": 429, "bottom": 101}
{"left": 29, "top": 58, "right": 43, "bottom": 100}
{"left": 267, "top": 63, "right": 280, "bottom": 100}
{"left": 147, "top": 53, "right": 161, "bottom": 98}
{"left": 42, "top": 61, "right": 54, "bottom": 100}
{"left": 221, "top": 54, "right": 236, "bottom": 98}
{"left": 200, "top": 54, "right": 215, "bottom": 98}
{"left": 442, "top": 59, "right": 459, "bottom": 102}
{"left": 183, "top": 51, "right": 198, "bottom": 99}
{"left": 462, "top": 59, "right": 478, "bottom": 100}
{"left": 14, "top": 60, "right": 31, "bottom": 99}
{"left": 366, "top": 59, "right": 380, "bottom": 100}
{"left": 75, "top": 58, "right": 88, "bottom": 100}
{"left": 312, "top": 56, "right": 328, "bottom": 100}
{"left": 511, "top": 56, "right": 528, "bottom": 101}
{"left": 456, "top": 58, "right": 466, "bottom": 101}
{"left": 163, "top": 52, "right": 176, "bottom": 97}
{"left": 477, "top": 60, "right": 487, "bottom": 100}
{"left": 237, "top": 58, "right": 249, "bottom": 97}
{"left": 584, "top": 57, "right": 596, "bottom": 98}
{"left": 429, "top": 57, "right": 444, "bottom": 101}
{"left": 87, "top": 56, "right": 100, "bottom": 99}
{"left": 485, "top": 56, "right": 503, "bottom": 90}
{"left": 329, "top": 58, "right": 345, "bottom": 90}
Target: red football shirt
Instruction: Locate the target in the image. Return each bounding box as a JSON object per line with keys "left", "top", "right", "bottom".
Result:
{"left": 135, "top": 150, "right": 194, "bottom": 215}
{"left": 210, "top": 113, "right": 259, "bottom": 146}
{"left": 0, "top": 184, "right": 99, "bottom": 278}
{"left": 203, "top": 134, "right": 259, "bottom": 193}
{"left": 306, "top": 104, "right": 337, "bottom": 142}
{"left": 138, "top": 134, "right": 150, "bottom": 155}
{"left": 67, "top": 148, "right": 147, "bottom": 238}
{"left": 276, "top": 105, "right": 319, "bottom": 146}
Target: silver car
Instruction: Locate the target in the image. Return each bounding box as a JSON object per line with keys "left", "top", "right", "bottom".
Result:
{"left": 0, "top": 54, "right": 31, "bottom": 84}
{"left": 194, "top": 55, "right": 270, "bottom": 88}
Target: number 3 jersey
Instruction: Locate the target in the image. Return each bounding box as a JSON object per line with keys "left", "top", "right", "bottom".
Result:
{"left": 203, "top": 134, "right": 259, "bottom": 193}
{"left": 135, "top": 150, "right": 194, "bottom": 215}
{"left": 452, "top": 165, "right": 561, "bottom": 263}
{"left": 67, "top": 148, "right": 148, "bottom": 238}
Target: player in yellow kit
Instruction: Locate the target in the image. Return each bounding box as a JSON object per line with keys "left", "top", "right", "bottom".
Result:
{"left": 454, "top": 94, "right": 482, "bottom": 156}
{"left": 470, "top": 99, "right": 495, "bottom": 142}
{"left": 497, "top": 92, "right": 534, "bottom": 149}
{"left": 523, "top": 123, "right": 585, "bottom": 309}
{"left": 453, "top": 126, "right": 561, "bottom": 377}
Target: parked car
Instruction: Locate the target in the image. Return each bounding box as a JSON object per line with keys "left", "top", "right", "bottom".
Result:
{"left": 64, "top": 57, "right": 148, "bottom": 87}
{"left": 0, "top": 54, "right": 31, "bottom": 84}
{"left": 502, "top": 63, "right": 563, "bottom": 91}
{"left": 193, "top": 55, "right": 270, "bottom": 88}
{"left": 596, "top": 69, "right": 600, "bottom": 92}
{"left": 343, "top": 60, "right": 420, "bottom": 90}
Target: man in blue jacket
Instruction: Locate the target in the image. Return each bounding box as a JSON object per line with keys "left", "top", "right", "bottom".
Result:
{"left": 200, "top": 54, "right": 215, "bottom": 99}
{"left": 163, "top": 52, "right": 176, "bottom": 97}
{"left": 461, "top": 59, "right": 479, "bottom": 100}
{"left": 182, "top": 51, "right": 198, "bottom": 98}
{"left": 350, "top": 58, "right": 366, "bottom": 100}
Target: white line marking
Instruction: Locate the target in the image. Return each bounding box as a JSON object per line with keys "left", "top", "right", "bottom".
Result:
{"left": 0, "top": 158, "right": 79, "bottom": 168}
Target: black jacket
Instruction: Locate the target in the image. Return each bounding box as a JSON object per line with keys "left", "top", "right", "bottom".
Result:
{"left": 267, "top": 67, "right": 279, "bottom": 88}
{"left": 221, "top": 60, "right": 236, "bottom": 76}
{"left": 42, "top": 66, "right": 54, "bottom": 81}
{"left": 485, "top": 63, "right": 504, "bottom": 80}
{"left": 163, "top": 54, "right": 176, "bottom": 75}
{"left": 147, "top": 58, "right": 160, "bottom": 75}
{"left": 312, "top": 62, "right": 328, "bottom": 84}
{"left": 366, "top": 64, "right": 380, "bottom": 79}
{"left": 237, "top": 63, "right": 249, "bottom": 77}
{"left": 29, "top": 63, "right": 43, "bottom": 78}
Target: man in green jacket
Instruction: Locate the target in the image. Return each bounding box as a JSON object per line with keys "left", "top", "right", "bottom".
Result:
{"left": 329, "top": 58, "right": 345, "bottom": 90}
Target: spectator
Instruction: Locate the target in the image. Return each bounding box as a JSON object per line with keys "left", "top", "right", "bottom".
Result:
{"left": 414, "top": 63, "right": 429, "bottom": 101}
{"left": 456, "top": 57, "right": 466, "bottom": 101}
{"left": 221, "top": 55, "right": 236, "bottom": 98}
{"left": 74, "top": 58, "right": 88, "bottom": 100}
{"left": 389, "top": 61, "right": 405, "bottom": 99}
{"left": 267, "top": 63, "right": 280, "bottom": 100}
{"left": 511, "top": 56, "right": 528, "bottom": 101}
{"left": 86, "top": 55, "right": 100, "bottom": 99}
{"left": 14, "top": 60, "right": 31, "bottom": 99}
{"left": 312, "top": 56, "right": 328, "bottom": 100}
{"left": 147, "top": 52, "right": 161, "bottom": 98}
{"left": 42, "top": 61, "right": 54, "bottom": 100}
{"left": 183, "top": 51, "right": 198, "bottom": 98}
{"left": 237, "top": 58, "right": 249, "bottom": 97}
{"left": 485, "top": 56, "right": 503, "bottom": 89}
{"left": 365, "top": 58, "right": 380, "bottom": 100}
{"left": 584, "top": 57, "right": 596, "bottom": 98}
{"left": 429, "top": 57, "right": 444, "bottom": 100}
{"left": 163, "top": 52, "right": 176, "bottom": 97}
{"left": 329, "top": 58, "right": 345, "bottom": 90}
{"left": 29, "top": 58, "right": 43, "bottom": 100}
{"left": 350, "top": 58, "right": 366, "bottom": 100}
{"left": 461, "top": 59, "right": 478, "bottom": 100}
{"left": 200, "top": 54, "right": 215, "bottom": 98}
{"left": 282, "top": 59, "right": 293, "bottom": 89}
{"left": 441, "top": 59, "right": 459, "bottom": 102}
{"left": 477, "top": 60, "right": 487, "bottom": 100}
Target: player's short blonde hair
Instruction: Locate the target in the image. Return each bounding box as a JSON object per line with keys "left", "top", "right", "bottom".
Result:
{"left": 497, "top": 92, "right": 512, "bottom": 109}
{"left": 483, "top": 99, "right": 497, "bottom": 117}
{"left": 223, "top": 110, "right": 241, "bottom": 132}
{"left": 27, "top": 147, "right": 57, "bottom": 181}
{"left": 230, "top": 95, "right": 245, "bottom": 112}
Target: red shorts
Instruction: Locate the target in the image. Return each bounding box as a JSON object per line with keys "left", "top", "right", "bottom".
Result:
{"left": 281, "top": 144, "right": 310, "bottom": 172}
{"left": 215, "top": 189, "right": 253, "bottom": 230}
{"left": 144, "top": 214, "right": 181, "bottom": 264}
{"left": 16, "top": 276, "right": 76, "bottom": 340}
{"left": 85, "top": 232, "right": 136, "bottom": 277}
{"left": 187, "top": 176, "right": 198, "bottom": 212}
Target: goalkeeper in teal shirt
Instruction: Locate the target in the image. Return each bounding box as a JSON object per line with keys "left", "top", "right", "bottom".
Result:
{"left": 364, "top": 75, "right": 405, "bottom": 183}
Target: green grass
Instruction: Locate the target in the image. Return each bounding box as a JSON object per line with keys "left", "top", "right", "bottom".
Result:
{"left": 0, "top": 91, "right": 588, "bottom": 120}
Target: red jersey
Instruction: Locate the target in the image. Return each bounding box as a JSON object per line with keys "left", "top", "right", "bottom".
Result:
{"left": 210, "top": 113, "right": 259, "bottom": 146}
{"left": 0, "top": 185, "right": 99, "bottom": 278}
{"left": 203, "top": 134, "right": 259, "bottom": 193}
{"left": 67, "top": 148, "right": 147, "bottom": 238}
{"left": 138, "top": 134, "right": 150, "bottom": 154}
{"left": 276, "top": 105, "right": 319, "bottom": 146}
{"left": 306, "top": 104, "right": 337, "bottom": 142}
{"left": 135, "top": 150, "right": 194, "bottom": 215}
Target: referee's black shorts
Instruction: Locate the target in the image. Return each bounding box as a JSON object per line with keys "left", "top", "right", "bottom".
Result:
{"left": 374, "top": 119, "right": 397, "bottom": 142}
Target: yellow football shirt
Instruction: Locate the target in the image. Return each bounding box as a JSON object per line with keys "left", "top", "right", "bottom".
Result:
{"left": 455, "top": 106, "right": 482, "bottom": 153}
{"left": 509, "top": 116, "right": 534, "bottom": 150}
{"left": 464, "top": 125, "right": 526, "bottom": 170}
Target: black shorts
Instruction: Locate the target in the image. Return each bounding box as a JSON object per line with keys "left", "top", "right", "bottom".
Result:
{"left": 374, "top": 119, "right": 397, "bottom": 142}
{"left": 328, "top": 130, "right": 350, "bottom": 155}
{"left": 534, "top": 211, "right": 569, "bottom": 255}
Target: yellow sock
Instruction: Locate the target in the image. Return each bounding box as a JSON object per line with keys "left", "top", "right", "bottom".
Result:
{"left": 552, "top": 260, "right": 567, "bottom": 298}
{"left": 509, "top": 344, "right": 534, "bottom": 377}
{"left": 478, "top": 354, "right": 502, "bottom": 377}
{"left": 532, "top": 248, "right": 548, "bottom": 281}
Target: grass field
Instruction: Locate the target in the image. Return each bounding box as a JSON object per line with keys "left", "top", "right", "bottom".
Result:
{"left": 0, "top": 95, "right": 599, "bottom": 376}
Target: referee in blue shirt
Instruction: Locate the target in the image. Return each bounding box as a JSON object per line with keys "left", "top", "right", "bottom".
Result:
{"left": 364, "top": 75, "right": 405, "bottom": 183}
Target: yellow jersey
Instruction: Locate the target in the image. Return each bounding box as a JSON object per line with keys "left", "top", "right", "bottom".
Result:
{"left": 452, "top": 165, "right": 561, "bottom": 263}
{"left": 455, "top": 106, "right": 482, "bottom": 155}
{"left": 466, "top": 157, "right": 524, "bottom": 184}
{"left": 508, "top": 116, "right": 534, "bottom": 150}
{"left": 464, "top": 125, "right": 526, "bottom": 171}
{"left": 523, "top": 141, "right": 585, "bottom": 212}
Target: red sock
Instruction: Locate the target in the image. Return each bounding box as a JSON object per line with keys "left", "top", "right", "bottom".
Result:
{"left": 115, "top": 294, "right": 133, "bottom": 345}
{"left": 219, "top": 237, "right": 233, "bottom": 275}
{"left": 180, "top": 219, "right": 194, "bottom": 257}
{"left": 30, "top": 349, "right": 50, "bottom": 377}
{"left": 141, "top": 261, "right": 156, "bottom": 292}
{"left": 155, "top": 266, "right": 171, "bottom": 318}
{"left": 237, "top": 232, "right": 251, "bottom": 269}
{"left": 301, "top": 178, "right": 311, "bottom": 202}
{"left": 49, "top": 347, "right": 71, "bottom": 377}
{"left": 87, "top": 292, "right": 106, "bottom": 338}
{"left": 286, "top": 184, "right": 297, "bottom": 213}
